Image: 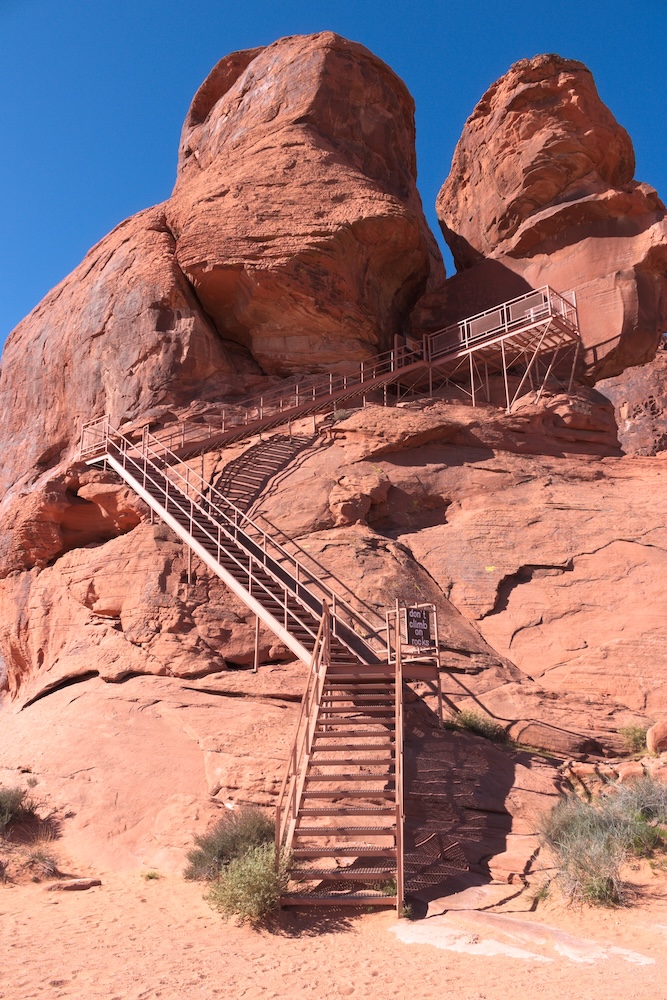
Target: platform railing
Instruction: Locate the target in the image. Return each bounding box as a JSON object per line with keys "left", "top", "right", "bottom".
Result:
{"left": 428, "top": 286, "right": 577, "bottom": 359}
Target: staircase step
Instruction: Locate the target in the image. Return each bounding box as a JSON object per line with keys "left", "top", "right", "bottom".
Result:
{"left": 305, "top": 773, "right": 394, "bottom": 782}
{"left": 318, "top": 706, "right": 395, "bottom": 715}
{"left": 291, "top": 847, "right": 397, "bottom": 858}
{"left": 280, "top": 892, "right": 397, "bottom": 907}
{"left": 326, "top": 670, "right": 394, "bottom": 679}
{"left": 299, "top": 806, "right": 395, "bottom": 816}
{"left": 321, "top": 694, "right": 395, "bottom": 702}
{"left": 294, "top": 826, "right": 396, "bottom": 836}
{"left": 300, "top": 789, "right": 394, "bottom": 799}
{"left": 312, "top": 740, "right": 395, "bottom": 748}
{"left": 308, "top": 758, "right": 394, "bottom": 766}
{"left": 315, "top": 715, "right": 395, "bottom": 736}
{"left": 291, "top": 866, "right": 396, "bottom": 880}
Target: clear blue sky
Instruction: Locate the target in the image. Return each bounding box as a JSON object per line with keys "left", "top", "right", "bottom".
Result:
{"left": 1, "top": 0, "right": 665, "bottom": 350}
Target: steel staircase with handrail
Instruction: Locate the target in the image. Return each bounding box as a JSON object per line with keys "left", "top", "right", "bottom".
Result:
{"left": 79, "top": 284, "right": 582, "bottom": 912}
{"left": 275, "top": 606, "right": 404, "bottom": 908}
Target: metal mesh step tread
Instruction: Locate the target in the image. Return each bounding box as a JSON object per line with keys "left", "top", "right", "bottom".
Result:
{"left": 292, "top": 866, "right": 396, "bottom": 877}
{"left": 322, "top": 695, "right": 395, "bottom": 702}
{"left": 318, "top": 706, "right": 395, "bottom": 714}
{"left": 306, "top": 773, "right": 394, "bottom": 782}
{"left": 292, "top": 847, "right": 397, "bottom": 857}
{"left": 308, "top": 758, "right": 394, "bottom": 766}
{"left": 299, "top": 806, "right": 395, "bottom": 815}
{"left": 314, "top": 725, "right": 395, "bottom": 733}
{"left": 300, "top": 789, "right": 394, "bottom": 799}
{"left": 294, "top": 826, "right": 396, "bottom": 835}
{"left": 312, "top": 742, "right": 394, "bottom": 750}
{"left": 280, "top": 893, "right": 397, "bottom": 906}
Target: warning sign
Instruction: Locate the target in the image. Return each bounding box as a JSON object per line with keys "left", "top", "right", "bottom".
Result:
{"left": 405, "top": 607, "right": 432, "bottom": 649}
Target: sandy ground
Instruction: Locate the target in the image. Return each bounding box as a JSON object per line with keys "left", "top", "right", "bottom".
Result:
{"left": 2, "top": 863, "right": 667, "bottom": 1000}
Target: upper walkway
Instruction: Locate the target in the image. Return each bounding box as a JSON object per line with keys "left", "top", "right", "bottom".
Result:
{"left": 81, "top": 285, "right": 580, "bottom": 463}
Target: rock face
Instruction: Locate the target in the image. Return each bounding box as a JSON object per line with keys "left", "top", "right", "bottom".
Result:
{"left": 598, "top": 341, "right": 667, "bottom": 454}
{"left": 0, "top": 32, "right": 444, "bottom": 497}
{"left": 168, "top": 32, "right": 445, "bottom": 374}
{"left": 434, "top": 55, "right": 667, "bottom": 381}
{"left": 0, "top": 207, "right": 259, "bottom": 498}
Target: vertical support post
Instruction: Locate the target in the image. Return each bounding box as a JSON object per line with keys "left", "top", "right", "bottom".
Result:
{"left": 469, "top": 352, "right": 476, "bottom": 407}
{"left": 253, "top": 616, "right": 260, "bottom": 674}
{"left": 187, "top": 546, "right": 192, "bottom": 586}
{"left": 395, "top": 599, "right": 404, "bottom": 914}
{"left": 567, "top": 339, "right": 581, "bottom": 394}
{"left": 501, "top": 339, "right": 511, "bottom": 412}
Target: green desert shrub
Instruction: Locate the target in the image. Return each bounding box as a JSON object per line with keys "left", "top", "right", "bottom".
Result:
{"left": 184, "top": 806, "right": 274, "bottom": 881}
{"left": 541, "top": 778, "right": 667, "bottom": 906}
{"left": 0, "top": 787, "right": 37, "bottom": 834}
{"left": 612, "top": 775, "right": 667, "bottom": 824}
{"left": 618, "top": 724, "right": 648, "bottom": 755}
{"left": 456, "top": 709, "right": 508, "bottom": 744}
{"left": 206, "top": 842, "right": 288, "bottom": 922}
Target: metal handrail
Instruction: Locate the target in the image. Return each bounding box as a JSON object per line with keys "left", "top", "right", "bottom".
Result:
{"left": 393, "top": 606, "right": 405, "bottom": 912}
{"left": 106, "top": 436, "right": 323, "bottom": 648}
{"left": 92, "top": 421, "right": 386, "bottom": 658}
{"left": 151, "top": 342, "right": 424, "bottom": 456}
{"left": 275, "top": 604, "right": 331, "bottom": 863}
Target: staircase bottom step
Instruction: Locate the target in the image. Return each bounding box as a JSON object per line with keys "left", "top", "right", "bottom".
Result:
{"left": 281, "top": 893, "right": 397, "bottom": 907}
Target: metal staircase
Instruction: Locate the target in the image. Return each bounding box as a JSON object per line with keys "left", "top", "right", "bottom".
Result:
{"left": 79, "top": 284, "right": 582, "bottom": 912}
{"left": 275, "top": 609, "right": 403, "bottom": 908}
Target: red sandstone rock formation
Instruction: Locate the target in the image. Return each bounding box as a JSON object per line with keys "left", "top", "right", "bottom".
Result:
{"left": 598, "top": 341, "right": 667, "bottom": 454}
{"left": 168, "top": 32, "right": 445, "bottom": 374}
{"left": 2, "top": 38, "right": 667, "bottom": 885}
{"left": 0, "top": 32, "right": 444, "bottom": 497}
{"left": 433, "top": 55, "right": 667, "bottom": 381}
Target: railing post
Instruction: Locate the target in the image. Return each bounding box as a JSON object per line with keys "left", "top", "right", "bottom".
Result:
{"left": 395, "top": 601, "right": 404, "bottom": 914}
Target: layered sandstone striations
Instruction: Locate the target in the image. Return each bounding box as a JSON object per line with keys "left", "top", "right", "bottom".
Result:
{"left": 168, "top": 32, "right": 445, "bottom": 374}
{"left": 433, "top": 55, "right": 667, "bottom": 380}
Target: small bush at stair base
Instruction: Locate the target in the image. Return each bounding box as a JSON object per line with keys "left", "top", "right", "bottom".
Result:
{"left": 454, "top": 710, "right": 508, "bottom": 744}
{"left": 184, "top": 806, "right": 275, "bottom": 881}
{"left": 206, "top": 843, "right": 289, "bottom": 923}
{"left": 540, "top": 778, "right": 667, "bottom": 906}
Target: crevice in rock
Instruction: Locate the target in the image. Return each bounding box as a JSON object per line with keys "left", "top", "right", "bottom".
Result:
{"left": 21, "top": 671, "right": 100, "bottom": 709}
{"left": 160, "top": 213, "right": 263, "bottom": 375}
{"left": 485, "top": 562, "right": 574, "bottom": 619}
{"left": 181, "top": 684, "right": 300, "bottom": 703}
